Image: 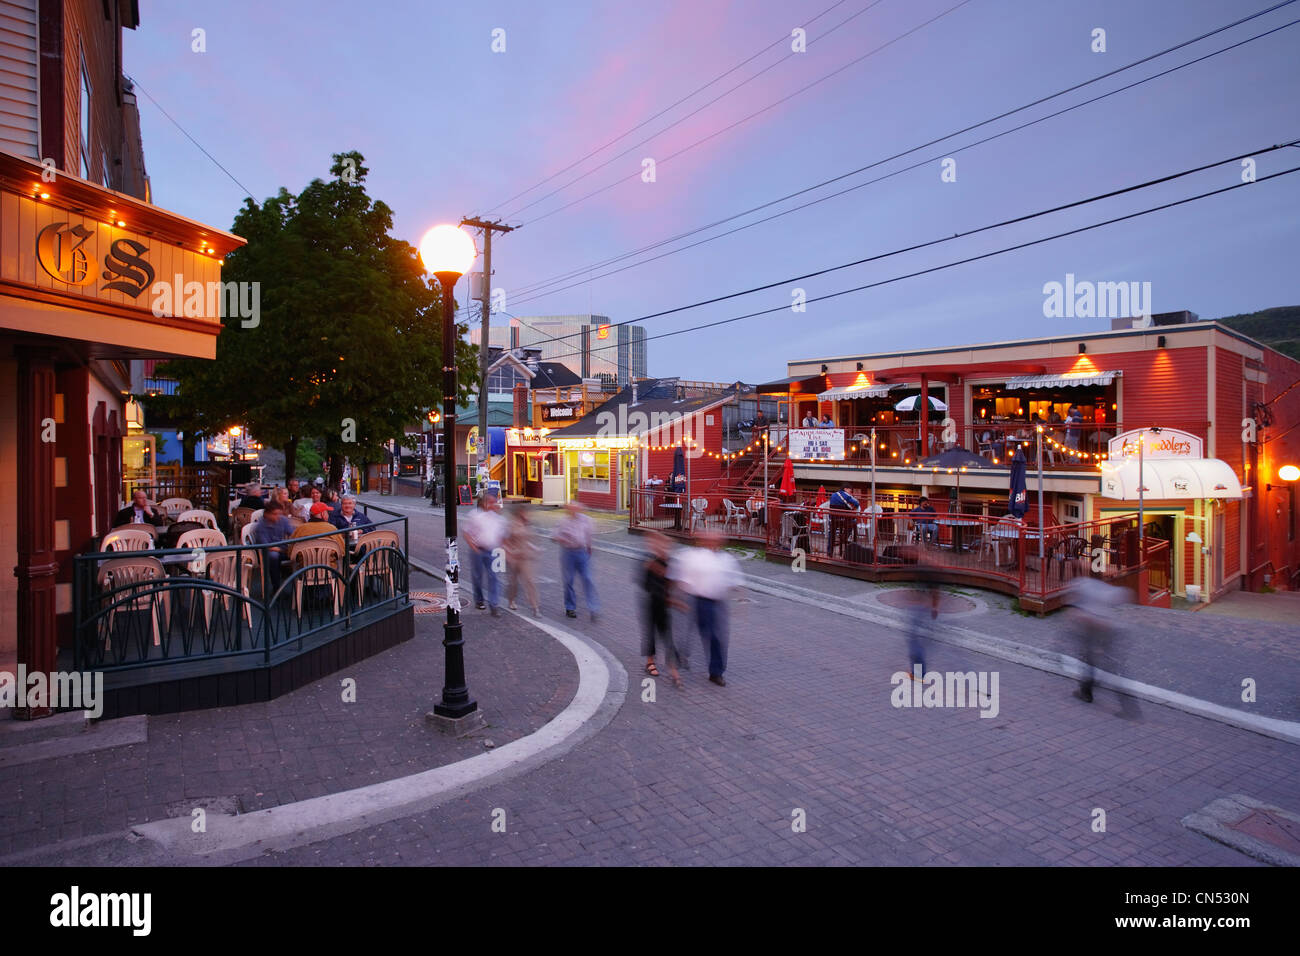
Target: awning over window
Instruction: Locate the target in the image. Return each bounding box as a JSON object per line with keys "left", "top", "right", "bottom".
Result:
{"left": 1099, "top": 458, "right": 1243, "bottom": 500}
{"left": 1003, "top": 371, "right": 1119, "bottom": 390}
{"left": 818, "top": 384, "right": 893, "bottom": 401}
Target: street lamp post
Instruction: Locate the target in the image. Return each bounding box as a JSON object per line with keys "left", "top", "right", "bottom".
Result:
{"left": 420, "top": 225, "right": 480, "bottom": 727}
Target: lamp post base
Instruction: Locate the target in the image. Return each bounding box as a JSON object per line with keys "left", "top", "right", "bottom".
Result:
{"left": 426, "top": 707, "right": 486, "bottom": 737}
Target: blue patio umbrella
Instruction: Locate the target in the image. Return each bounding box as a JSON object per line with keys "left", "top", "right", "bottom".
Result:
{"left": 671, "top": 445, "right": 686, "bottom": 493}
{"left": 1008, "top": 446, "right": 1028, "bottom": 518}
{"left": 917, "top": 447, "right": 1006, "bottom": 507}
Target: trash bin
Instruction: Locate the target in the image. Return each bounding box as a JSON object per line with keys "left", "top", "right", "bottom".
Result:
{"left": 1184, "top": 584, "right": 1202, "bottom": 602}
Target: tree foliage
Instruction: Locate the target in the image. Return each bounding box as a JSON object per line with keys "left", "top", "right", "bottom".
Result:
{"left": 155, "top": 151, "right": 477, "bottom": 478}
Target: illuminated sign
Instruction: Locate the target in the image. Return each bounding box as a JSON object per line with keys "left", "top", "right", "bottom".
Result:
{"left": 1108, "top": 428, "right": 1203, "bottom": 461}
{"left": 597, "top": 324, "right": 610, "bottom": 339}
{"left": 788, "top": 428, "right": 845, "bottom": 461}
{"left": 542, "top": 401, "right": 583, "bottom": 421}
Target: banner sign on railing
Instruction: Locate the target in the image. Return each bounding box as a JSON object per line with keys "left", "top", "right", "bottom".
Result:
{"left": 788, "top": 428, "right": 844, "bottom": 461}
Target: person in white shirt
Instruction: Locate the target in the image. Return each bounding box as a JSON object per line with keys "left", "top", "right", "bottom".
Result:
{"left": 463, "top": 492, "right": 507, "bottom": 614}
{"left": 554, "top": 501, "right": 599, "bottom": 621}
{"left": 670, "top": 530, "right": 742, "bottom": 686}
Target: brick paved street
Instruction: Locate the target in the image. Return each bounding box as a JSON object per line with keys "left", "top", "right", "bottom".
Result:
{"left": 0, "top": 570, "right": 577, "bottom": 860}
{"left": 237, "top": 498, "right": 1298, "bottom": 865}
{"left": 3, "top": 496, "right": 1297, "bottom": 866}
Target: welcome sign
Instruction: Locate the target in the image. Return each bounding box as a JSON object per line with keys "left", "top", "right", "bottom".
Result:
{"left": 788, "top": 428, "right": 845, "bottom": 461}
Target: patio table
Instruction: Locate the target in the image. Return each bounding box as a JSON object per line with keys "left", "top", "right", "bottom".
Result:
{"left": 934, "top": 517, "right": 981, "bottom": 553}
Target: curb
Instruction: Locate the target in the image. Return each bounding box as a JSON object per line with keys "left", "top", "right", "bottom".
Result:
{"left": 0, "top": 585, "right": 628, "bottom": 867}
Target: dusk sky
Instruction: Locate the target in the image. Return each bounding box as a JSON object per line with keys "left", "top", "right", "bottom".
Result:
{"left": 125, "top": 0, "right": 1299, "bottom": 383}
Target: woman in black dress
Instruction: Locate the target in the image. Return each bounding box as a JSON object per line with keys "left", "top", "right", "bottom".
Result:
{"left": 641, "top": 532, "right": 682, "bottom": 687}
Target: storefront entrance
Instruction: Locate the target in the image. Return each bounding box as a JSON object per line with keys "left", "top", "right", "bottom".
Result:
{"left": 618, "top": 451, "right": 637, "bottom": 511}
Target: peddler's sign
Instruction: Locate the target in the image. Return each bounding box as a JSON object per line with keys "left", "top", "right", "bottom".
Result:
{"left": 788, "top": 428, "right": 845, "bottom": 461}
{"left": 1108, "top": 427, "right": 1202, "bottom": 461}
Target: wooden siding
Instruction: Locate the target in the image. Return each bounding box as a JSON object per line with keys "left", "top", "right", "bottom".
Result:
{"left": 0, "top": 0, "right": 38, "bottom": 159}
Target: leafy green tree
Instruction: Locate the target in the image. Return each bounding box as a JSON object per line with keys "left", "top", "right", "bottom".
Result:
{"left": 156, "top": 151, "right": 477, "bottom": 485}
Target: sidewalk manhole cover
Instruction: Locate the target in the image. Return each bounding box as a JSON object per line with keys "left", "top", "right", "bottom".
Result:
{"left": 877, "top": 589, "right": 975, "bottom": 614}
{"left": 410, "top": 591, "right": 466, "bottom": 614}
{"left": 1183, "top": 794, "right": 1300, "bottom": 866}
{"left": 1225, "top": 810, "right": 1300, "bottom": 854}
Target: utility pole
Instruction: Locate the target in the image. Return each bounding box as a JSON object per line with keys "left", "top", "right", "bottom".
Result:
{"left": 460, "top": 217, "right": 515, "bottom": 492}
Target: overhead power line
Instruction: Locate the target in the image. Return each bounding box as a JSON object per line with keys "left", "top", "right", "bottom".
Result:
{"left": 526, "top": 146, "right": 1300, "bottom": 364}
{"left": 126, "top": 74, "right": 255, "bottom": 201}
{"left": 511, "top": 0, "right": 976, "bottom": 227}
{"left": 485, "top": 0, "right": 857, "bottom": 215}
{"left": 505, "top": 1, "right": 1299, "bottom": 304}
{"left": 494, "top": 0, "right": 891, "bottom": 221}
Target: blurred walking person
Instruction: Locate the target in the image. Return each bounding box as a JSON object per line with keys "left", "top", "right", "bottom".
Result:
{"left": 1065, "top": 577, "right": 1140, "bottom": 717}
{"left": 905, "top": 563, "right": 941, "bottom": 681}
{"left": 504, "top": 507, "right": 541, "bottom": 617}
{"left": 555, "top": 501, "right": 600, "bottom": 621}
{"left": 672, "top": 530, "right": 742, "bottom": 687}
{"left": 641, "top": 532, "right": 683, "bottom": 687}
{"left": 463, "top": 491, "right": 506, "bottom": 616}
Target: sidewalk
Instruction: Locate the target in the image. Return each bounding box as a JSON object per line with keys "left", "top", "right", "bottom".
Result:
{"left": 0, "top": 571, "right": 578, "bottom": 859}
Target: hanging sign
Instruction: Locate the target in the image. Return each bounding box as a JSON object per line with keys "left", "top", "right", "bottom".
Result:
{"left": 788, "top": 428, "right": 845, "bottom": 461}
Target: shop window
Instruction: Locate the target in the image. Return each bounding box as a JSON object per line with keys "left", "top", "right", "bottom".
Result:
{"left": 578, "top": 450, "right": 609, "bottom": 491}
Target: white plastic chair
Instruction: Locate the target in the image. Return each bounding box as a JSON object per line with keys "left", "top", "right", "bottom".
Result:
{"left": 159, "top": 497, "right": 193, "bottom": 518}
{"left": 288, "top": 539, "right": 345, "bottom": 619}
{"left": 722, "top": 499, "right": 746, "bottom": 533}
{"left": 177, "top": 508, "right": 218, "bottom": 530}
{"left": 101, "top": 528, "right": 155, "bottom": 552}
{"left": 689, "top": 498, "right": 709, "bottom": 532}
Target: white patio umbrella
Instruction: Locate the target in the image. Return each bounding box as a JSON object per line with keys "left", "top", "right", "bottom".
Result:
{"left": 894, "top": 395, "right": 948, "bottom": 412}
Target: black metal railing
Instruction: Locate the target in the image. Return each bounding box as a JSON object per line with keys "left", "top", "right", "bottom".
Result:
{"left": 73, "top": 503, "right": 410, "bottom": 676}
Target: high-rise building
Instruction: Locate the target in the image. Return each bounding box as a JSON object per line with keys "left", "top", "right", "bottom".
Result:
{"left": 471, "top": 314, "right": 647, "bottom": 386}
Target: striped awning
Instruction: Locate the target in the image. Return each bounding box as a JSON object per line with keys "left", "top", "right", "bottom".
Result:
{"left": 1003, "top": 371, "right": 1119, "bottom": 390}
{"left": 818, "top": 384, "right": 893, "bottom": 401}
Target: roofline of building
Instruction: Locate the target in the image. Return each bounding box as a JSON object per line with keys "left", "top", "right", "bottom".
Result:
{"left": 788, "top": 319, "right": 1296, "bottom": 371}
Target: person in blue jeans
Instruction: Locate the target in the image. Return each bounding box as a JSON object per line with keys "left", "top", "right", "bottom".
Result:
{"left": 909, "top": 497, "right": 939, "bottom": 546}
{"left": 670, "top": 531, "right": 741, "bottom": 687}
{"left": 463, "top": 492, "right": 506, "bottom": 616}
{"left": 555, "top": 501, "right": 599, "bottom": 621}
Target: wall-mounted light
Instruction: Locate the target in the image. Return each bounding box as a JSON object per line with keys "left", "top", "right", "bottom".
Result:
{"left": 1279, "top": 465, "right": 1300, "bottom": 482}
{"left": 856, "top": 362, "right": 864, "bottom": 371}
{"left": 1157, "top": 335, "right": 1166, "bottom": 348}
{"left": 1186, "top": 531, "right": 1202, "bottom": 544}
{"left": 821, "top": 364, "right": 828, "bottom": 374}
{"left": 1078, "top": 343, "right": 1087, "bottom": 354}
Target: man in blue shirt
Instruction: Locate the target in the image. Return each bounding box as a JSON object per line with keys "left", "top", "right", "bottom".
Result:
{"left": 827, "top": 486, "right": 859, "bottom": 557}
{"left": 251, "top": 501, "right": 293, "bottom": 592}
{"left": 910, "top": 497, "right": 939, "bottom": 546}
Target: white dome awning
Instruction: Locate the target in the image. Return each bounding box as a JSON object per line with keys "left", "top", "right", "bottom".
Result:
{"left": 818, "top": 384, "right": 893, "bottom": 401}
{"left": 1004, "top": 371, "right": 1119, "bottom": 390}
{"left": 1099, "top": 458, "right": 1243, "bottom": 500}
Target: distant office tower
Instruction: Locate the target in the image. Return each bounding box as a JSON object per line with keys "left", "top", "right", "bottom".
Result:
{"left": 470, "top": 315, "right": 647, "bottom": 385}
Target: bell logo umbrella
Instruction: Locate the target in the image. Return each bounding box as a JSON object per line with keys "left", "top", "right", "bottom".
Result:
{"left": 1008, "top": 445, "right": 1028, "bottom": 518}
{"left": 893, "top": 395, "right": 948, "bottom": 413}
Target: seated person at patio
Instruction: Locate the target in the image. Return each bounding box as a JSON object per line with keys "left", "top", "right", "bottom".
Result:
{"left": 909, "top": 497, "right": 939, "bottom": 545}
{"left": 819, "top": 414, "right": 834, "bottom": 428}
{"left": 331, "top": 495, "right": 373, "bottom": 532}
{"left": 801, "top": 412, "right": 816, "bottom": 428}
{"left": 827, "top": 486, "right": 860, "bottom": 556}
{"left": 293, "top": 485, "right": 322, "bottom": 519}
{"left": 237, "top": 482, "right": 266, "bottom": 510}
{"left": 113, "top": 490, "right": 168, "bottom": 528}
{"left": 250, "top": 501, "right": 294, "bottom": 590}
{"left": 286, "top": 477, "right": 301, "bottom": 500}
{"left": 269, "top": 486, "right": 294, "bottom": 514}
{"left": 292, "top": 502, "right": 342, "bottom": 542}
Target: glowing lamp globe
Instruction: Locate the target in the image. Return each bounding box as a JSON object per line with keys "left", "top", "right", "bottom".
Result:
{"left": 1280, "top": 465, "right": 1300, "bottom": 482}
{"left": 419, "top": 225, "right": 477, "bottom": 277}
